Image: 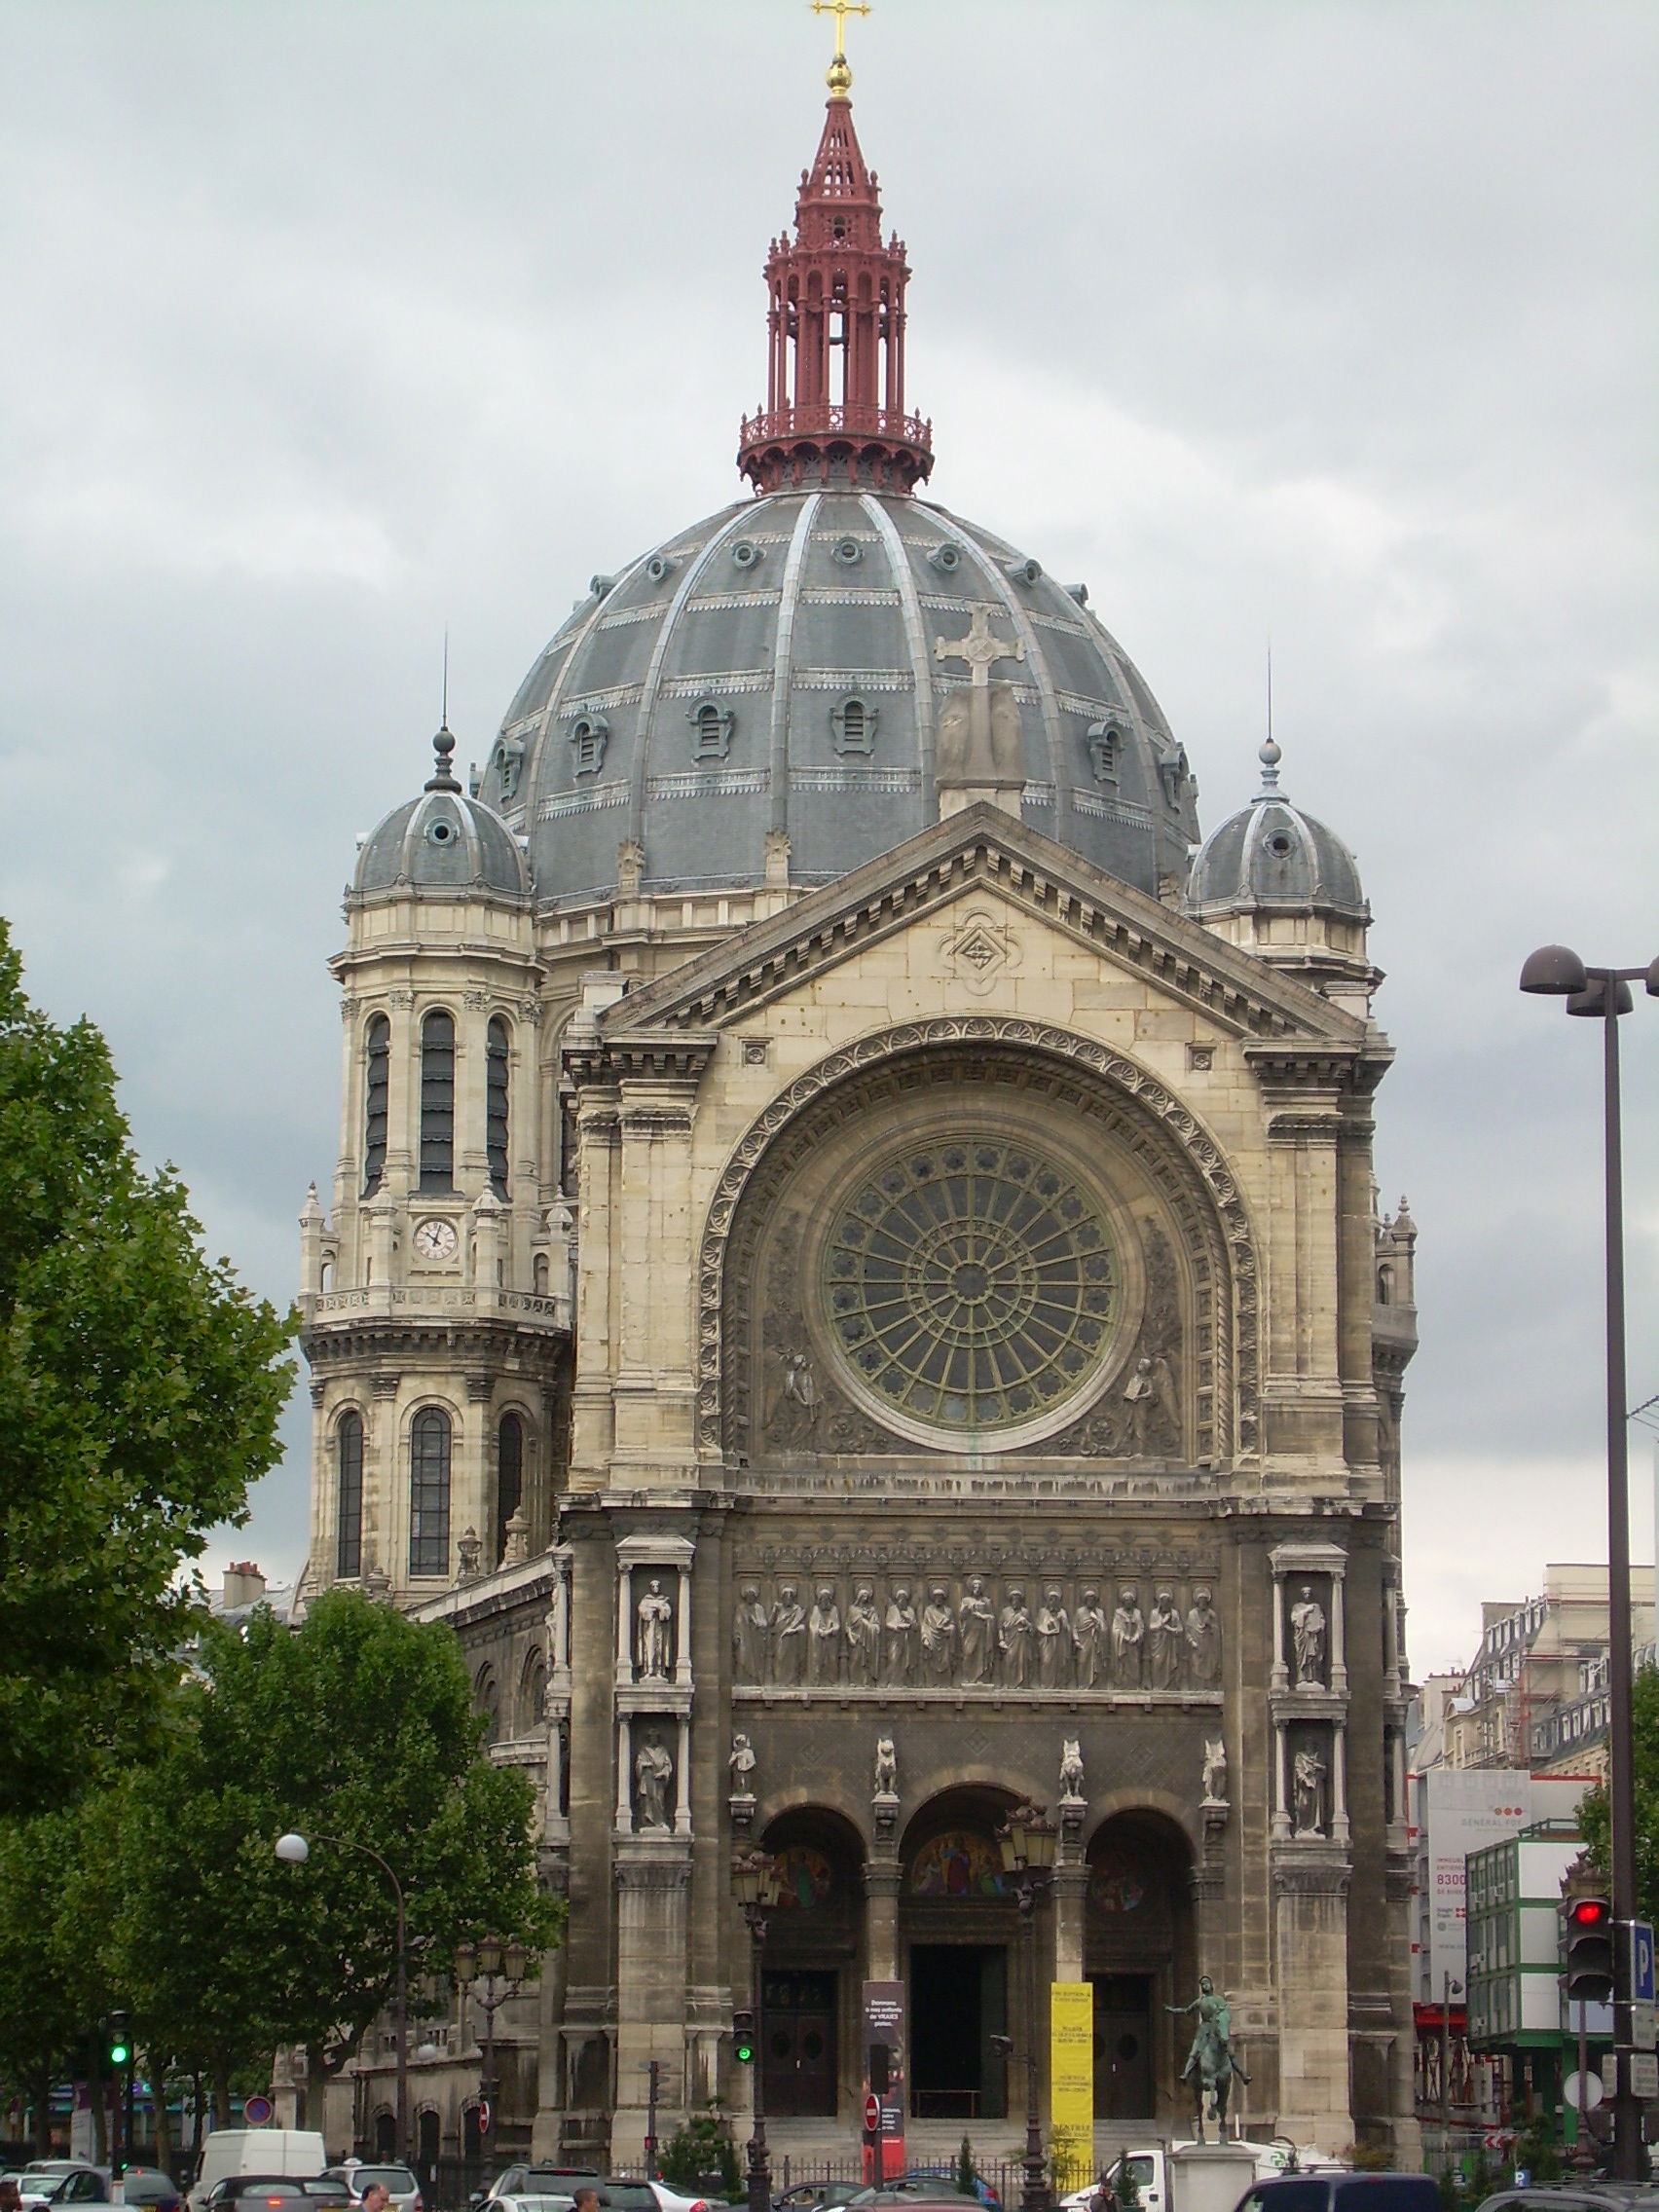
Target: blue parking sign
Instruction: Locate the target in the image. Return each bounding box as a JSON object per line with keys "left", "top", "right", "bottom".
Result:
{"left": 1630, "top": 1919, "right": 1656, "bottom": 2006}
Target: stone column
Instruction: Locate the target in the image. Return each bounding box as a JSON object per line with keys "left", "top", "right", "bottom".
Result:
{"left": 1272, "top": 1856, "right": 1353, "bottom": 2151}
{"left": 865, "top": 1863, "right": 902, "bottom": 1982}
{"left": 610, "top": 1850, "right": 693, "bottom": 2169}
{"left": 1051, "top": 1865, "right": 1088, "bottom": 1985}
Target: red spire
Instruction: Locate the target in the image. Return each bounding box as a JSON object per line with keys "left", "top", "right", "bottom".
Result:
{"left": 738, "top": 90, "right": 933, "bottom": 496}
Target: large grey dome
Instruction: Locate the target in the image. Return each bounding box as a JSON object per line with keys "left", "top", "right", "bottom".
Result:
{"left": 474, "top": 490, "right": 1200, "bottom": 906}
{"left": 355, "top": 728, "right": 529, "bottom": 899}
{"left": 1185, "top": 740, "right": 1367, "bottom": 921}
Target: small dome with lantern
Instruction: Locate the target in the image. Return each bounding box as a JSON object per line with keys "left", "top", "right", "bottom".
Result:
{"left": 353, "top": 727, "right": 529, "bottom": 900}
{"left": 1185, "top": 738, "right": 1375, "bottom": 1012}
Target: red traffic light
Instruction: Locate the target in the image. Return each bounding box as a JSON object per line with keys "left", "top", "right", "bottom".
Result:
{"left": 1568, "top": 1898, "right": 1611, "bottom": 1929}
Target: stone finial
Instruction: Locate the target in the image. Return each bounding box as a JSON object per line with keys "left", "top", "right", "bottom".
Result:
{"left": 502, "top": 1507, "right": 531, "bottom": 1566}
{"left": 425, "top": 725, "right": 461, "bottom": 793}
{"left": 456, "top": 1527, "right": 483, "bottom": 1582}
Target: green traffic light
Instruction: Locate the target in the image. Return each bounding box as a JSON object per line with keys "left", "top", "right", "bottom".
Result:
{"left": 733, "top": 2037, "right": 755, "bottom": 2065}
{"left": 109, "top": 2039, "right": 129, "bottom": 2065}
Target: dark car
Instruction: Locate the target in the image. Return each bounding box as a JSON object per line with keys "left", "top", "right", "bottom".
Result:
{"left": 121, "top": 2172, "right": 184, "bottom": 2212}
{"left": 202, "top": 2181, "right": 351, "bottom": 2212}
{"left": 1234, "top": 2181, "right": 1441, "bottom": 2212}
{"left": 776, "top": 2192, "right": 867, "bottom": 2212}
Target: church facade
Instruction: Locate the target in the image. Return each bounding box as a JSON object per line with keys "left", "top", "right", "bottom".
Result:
{"left": 296, "top": 36, "right": 1420, "bottom": 2173}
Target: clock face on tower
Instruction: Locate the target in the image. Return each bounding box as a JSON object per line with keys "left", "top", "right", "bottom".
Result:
{"left": 413, "top": 1216, "right": 459, "bottom": 1262}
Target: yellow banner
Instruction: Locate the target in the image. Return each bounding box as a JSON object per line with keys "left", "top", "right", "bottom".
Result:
{"left": 1050, "top": 1981, "right": 1093, "bottom": 2194}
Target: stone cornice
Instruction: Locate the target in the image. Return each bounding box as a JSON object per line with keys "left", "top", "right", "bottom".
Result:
{"left": 563, "top": 1030, "right": 719, "bottom": 1088}
{"left": 604, "top": 803, "right": 1368, "bottom": 1046}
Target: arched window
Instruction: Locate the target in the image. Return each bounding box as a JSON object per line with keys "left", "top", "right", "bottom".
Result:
{"left": 419, "top": 1011, "right": 456, "bottom": 1192}
{"left": 362, "top": 1015, "right": 390, "bottom": 1195}
{"left": 487, "top": 1017, "right": 511, "bottom": 1198}
{"left": 409, "top": 1408, "right": 452, "bottom": 1577}
{"left": 496, "top": 1411, "right": 525, "bottom": 1566}
{"left": 336, "top": 1411, "right": 364, "bottom": 1578}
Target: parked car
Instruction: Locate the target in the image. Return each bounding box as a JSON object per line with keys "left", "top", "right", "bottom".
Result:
{"left": 18, "top": 2169, "right": 112, "bottom": 2207}
{"left": 120, "top": 2170, "right": 185, "bottom": 2212}
{"left": 1231, "top": 2179, "right": 1440, "bottom": 2212}
{"left": 775, "top": 2190, "right": 866, "bottom": 2212}
{"left": 621, "top": 2185, "right": 721, "bottom": 2212}
{"left": 1474, "top": 2194, "right": 1659, "bottom": 2212}
{"left": 199, "top": 2179, "right": 350, "bottom": 2212}
{"left": 321, "top": 2168, "right": 422, "bottom": 2212}
{"left": 474, "top": 2171, "right": 602, "bottom": 2212}
{"left": 895, "top": 2174, "right": 1001, "bottom": 2212}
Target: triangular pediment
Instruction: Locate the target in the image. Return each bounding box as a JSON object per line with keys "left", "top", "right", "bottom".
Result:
{"left": 601, "top": 802, "right": 1367, "bottom": 1046}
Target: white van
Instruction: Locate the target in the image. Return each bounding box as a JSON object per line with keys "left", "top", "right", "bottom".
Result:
{"left": 189, "top": 2131, "right": 328, "bottom": 2212}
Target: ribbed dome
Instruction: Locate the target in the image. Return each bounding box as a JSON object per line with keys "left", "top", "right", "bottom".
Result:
{"left": 1184, "top": 740, "right": 1367, "bottom": 921}
{"left": 355, "top": 728, "right": 528, "bottom": 899}
{"left": 473, "top": 490, "right": 1201, "bottom": 907}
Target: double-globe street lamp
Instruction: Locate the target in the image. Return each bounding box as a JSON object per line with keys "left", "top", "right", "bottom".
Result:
{"left": 731, "top": 1849, "right": 784, "bottom": 2212}
{"left": 1520, "top": 942, "right": 1659, "bottom": 2183}
{"left": 996, "top": 1803, "right": 1058, "bottom": 2212}
{"left": 453, "top": 1937, "right": 529, "bottom": 2149}
{"left": 276, "top": 1831, "right": 409, "bottom": 2163}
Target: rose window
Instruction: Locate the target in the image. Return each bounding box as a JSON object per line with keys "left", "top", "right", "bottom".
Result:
{"left": 821, "top": 1139, "right": 1118, "bottom": 1434}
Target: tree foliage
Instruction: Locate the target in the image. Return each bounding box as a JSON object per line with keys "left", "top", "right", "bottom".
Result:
{"left": 0, "top": 917, "right": 295, "bottom": 1807}
{"left": 1577, "top": 1660, "right": 1659, "bottom": 1925}
{"left": 115, "top": 1590, "right": 563, "bottom": 2096}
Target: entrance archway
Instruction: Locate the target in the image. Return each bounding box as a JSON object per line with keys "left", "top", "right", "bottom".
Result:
{"left": 1085, "top": 1811, "right": 1196, "bottom": 2121}
{"left": 758, "top": 1807, "right": 865, "bottom": 2120}
{"left": 900, "top": 1786, "right": 1020, "bottom": 2121}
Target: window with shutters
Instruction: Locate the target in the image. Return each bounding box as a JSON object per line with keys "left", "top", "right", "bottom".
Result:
{"left": 830, "top": 694, "right": 877, "bottom": 756}
{"left": 336, "top": 1411, "right": 363, "bottom": 1578}
{"left": 419, "top": 1011, "right": 456, "bottom": 1192}
{"left": 487, "top": 1016, "right": 510, "bottom": 1198}
{"left": 362, "top": 1015, "right": 390, "bottom": 1195}
{"left": 496, "top": 1410, "right": 525, "bottom": 1566}
{"left": 409, "top": 1408, "right": 452, "bottom": 1577}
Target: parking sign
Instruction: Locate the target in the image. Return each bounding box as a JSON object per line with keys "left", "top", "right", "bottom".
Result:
{"left": 1630, "top": 1920, "right": 1656, "bottom": 2006}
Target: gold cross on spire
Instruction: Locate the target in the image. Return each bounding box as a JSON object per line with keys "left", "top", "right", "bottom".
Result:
{"left": 812, "top": 0, "right": 870, "bottom": 95}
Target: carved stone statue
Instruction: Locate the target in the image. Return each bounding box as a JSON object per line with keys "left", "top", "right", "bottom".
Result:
{"left": 764, "top": 1347, "right": 821, "bottom": 1445}
{"left": 808, "top": 1584, "right": 843, "bottom": 1686}
{"left": 771, "top": 1583, "right": 807, "bottom": 1686}
{"left": 1060, "top": 1735, "right": 1086, "bottom": 1801}
{"left": 847, "top": 1580, "right": 882, "bottom": 1686}
{"left": 1293, "top": 1744, "right": 1327, "bottom": 1836}
{"left": 874, "top": 1734, "right": 898, "bottom": 1796}
{"left": 636, "top": 1575, "right": 674, "bottom": 1678}
{"left": 729, "top": 1731, "right": 756, "bottom": 1798}
{"left": 634, "top": 1735, "right": 673, "bottom": 1830}
{"left": 884, "top": 1585, "right": 918, "bottom": 1687}
{"left": 1073, "top": 1586, "right": 1108, "bottom": 1687}
{"left": 1036, "top": 1587, "right": 1073, "bottom": 1690}
{"left": 1124, "top": 1356, "right": 1157, "bottom": 1455}
{"left": 734, "top": 1582, "right": 770, "bottom": 1684}
{"left": 1290, "top": 1583, "right": 1327, "bottom": 1685}
{"left": 920, "top": 1586, "right": 957, "bottom": 1684}
{"left": 999, "top": 1586, "right": 1034, "bottom": 1688}
{"left": 1111, "top": 1586, "right": 1146, "bottom": 1687}
{"left": 1185, "top": 1586, "right": 1222, "bottom": 1686}
{"left": 456, "top": 1526, "right": 483, "bottom": 1580}
{"left": 1147, "top": 1588, "right": 1183, "bottom": 1690}
{"left": 1202, "top": 1735, "right": 1228, "bottom": 1806}
{"left": 959, "top": 1574, "right": 996, "bottom": 1684}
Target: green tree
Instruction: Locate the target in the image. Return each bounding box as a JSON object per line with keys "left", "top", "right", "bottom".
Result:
{"left": 1577, "top": 1661, "right": 1659, "bottom": 1924}
{"left": 113, "top": 1589, "right": 563, "bottom": 2120}
{"left": 0, "top": 1807, "right": 116, "bottom": 2151}
{"left": 0, "top": 917, "right": 294, "bottom": 1808}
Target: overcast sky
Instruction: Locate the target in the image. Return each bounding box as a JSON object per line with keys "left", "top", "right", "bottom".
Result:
{"left": 2, "top": 0, "right": 1654, "bottom": 1681}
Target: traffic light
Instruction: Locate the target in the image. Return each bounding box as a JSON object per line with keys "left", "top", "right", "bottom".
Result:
{"left": 732, "top": 2009, "right": 756, "bottom": 2065}
{"left": 106, "top": 2011, "right": 131, "bottom": 2068}
{"left": 1561, "top": 1895, "right": 1615, "bottom": 2003}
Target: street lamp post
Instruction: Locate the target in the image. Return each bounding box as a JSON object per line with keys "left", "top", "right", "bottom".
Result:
{"left": 997, "top": 1804, "right": 1058, "bottom": 2212}
{"left": 1520, "top": 943, "right": 1659, "bottom": 2184}
{"left": 454, "top": 1938, "right": 529, "bottom": 2149}
{"left": 731, "top": 1850, "right": 783, "bottom": 2212}
{"left": 276, "top": 1831, "right": 410, "bottom": 2163}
